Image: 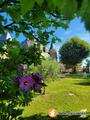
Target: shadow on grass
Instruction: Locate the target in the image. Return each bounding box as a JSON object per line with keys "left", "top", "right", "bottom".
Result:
{"left": 62, "top": 73, "right": 90, "bottom": 80}
{"left": 19, "top": 114, "right": 90, "bottom": 120}
{"left": 75, "top": 81, "right": 90, "bottom": 86}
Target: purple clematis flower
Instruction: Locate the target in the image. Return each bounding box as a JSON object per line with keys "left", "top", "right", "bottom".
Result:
{"left": 18, "top": 74, "right": 35, "bottom": 92}
{"left": 17, "top": 64, "right": 27, "bottom": 71}
{"left": 15, "top": 72, "right": 44, "bottom": 93}
{"left": 15, "top": 75, "right": 21, "bottom": 85}
{"left": 34, "top": 84, "right": 42, "bottom": 92}
{"left": 33, "top": 72, "right": 43, "bottom": 84}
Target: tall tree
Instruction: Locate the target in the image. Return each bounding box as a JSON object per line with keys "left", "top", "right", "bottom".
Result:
{"left": 59, "top": 37, "right": 90, "bottom": 73}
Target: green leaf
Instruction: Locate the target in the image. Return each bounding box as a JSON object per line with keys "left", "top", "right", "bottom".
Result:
{"left": 8, "top": 6, "right": 21, "bottom": 22}
{"left": 37, "top": 29, "right": 42, "bottom": 36}
{"left": 61, "top": 0, "right": 77, "bottom": 19}
{"left": 50, "top": 30, "right": 54, "bottom": 35}
{"left": 79, "top": 0, "right": 88, "bottom": 16}
{"left": 21, "top": 0, "right": 35, "bottom": 15}
{"left": 4, "top": 19, "right": 7, "bottom": 25}
{"left": 52, "top": 0, "right": 63, "bottom": 8}
{"left": 58, "top": 38, "right": 61, "bottom": 42}
{"left": 52, "top": 37, "right": 56, "bottom": 43}
{"left": 15, "top": 32, "right": 19, "bottom": 38}
{"left": 35, "top": 0, "right": 43, "bottom": 6}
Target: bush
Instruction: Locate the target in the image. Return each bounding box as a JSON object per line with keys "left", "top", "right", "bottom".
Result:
{"left": 0, "top": 39, "right": 45, "bottom": 119}
{"left": 37, "top": 59, "right": 61, "bottom": 81}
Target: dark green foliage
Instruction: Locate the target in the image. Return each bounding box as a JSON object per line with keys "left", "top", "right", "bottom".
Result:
{"left": 0, "top": 39, "right": 42, "bottom": 76}
{"left": 59, "top": 37, "right": 90, "bottom": 66}
{"left": 19, "top": 114, "right": 90, "bottom": 120}
{"left": 21, "top": 43, "right": 42, "bottom": 66}
{"left": 0, "top": 0, "right": 90, "bottom": 45}
{"left": 79, "top": 0, "right": 90, "bottom": 31}
{"left": 0, "top": 39, "right": 44, "bottom": 119}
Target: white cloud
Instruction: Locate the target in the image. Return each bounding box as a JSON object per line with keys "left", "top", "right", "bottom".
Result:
{"left": 63, "top": 30, "right": 90, "bottom": 43}
{"left": 76, "top": 32, "right": 90, "bottom": 43}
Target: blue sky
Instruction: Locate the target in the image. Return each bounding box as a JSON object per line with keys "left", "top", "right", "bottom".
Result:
{"left": 46, "top": 17, "right": 90, "bottom": 64}
{"left": 52, "top": 17, "right": 90, "bottom": 50}
{"left": 7, "top": 16, "right": 89, "bottom": 48}
{"left": 10, "top": 17, "right": 90, "bottom": 53}
{"left": 1, "top": 14, "right": 90, "bottom": 65}
{"left": 10, "top": 17, "right": 90, "bottom": 64}
{"left": 2, "top": 10, "right": 90, "bottom": 49}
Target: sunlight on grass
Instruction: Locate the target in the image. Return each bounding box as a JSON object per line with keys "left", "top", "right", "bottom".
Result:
{"left": 22, "top": 77, "right": 90, "bottom": 118}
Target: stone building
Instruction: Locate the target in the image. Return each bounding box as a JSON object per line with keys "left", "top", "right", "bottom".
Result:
{"left": 22, "top": 38, "right": 50, "bottom": 59}
{"left": 49, "top": 42, "right": 57, "bottom": 60}
{"left": 0, "top": 33, "right": 58, "bottom": 60}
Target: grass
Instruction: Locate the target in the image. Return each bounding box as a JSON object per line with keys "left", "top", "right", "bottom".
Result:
{"left": 20, "top": 77, "right": 90, "bottom": 120}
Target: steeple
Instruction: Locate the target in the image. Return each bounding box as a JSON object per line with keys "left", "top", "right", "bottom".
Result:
{"left": 49, "top": 42, "right": 57, "bottom": 61}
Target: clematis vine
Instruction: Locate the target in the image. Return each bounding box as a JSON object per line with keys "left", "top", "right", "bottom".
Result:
{"left": 16, "top": 72, "right": 46, "bottom": 93}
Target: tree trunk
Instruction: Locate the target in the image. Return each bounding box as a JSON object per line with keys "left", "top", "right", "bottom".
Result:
{"left": 72, "top": 66, "right": 76, "bottom": 73}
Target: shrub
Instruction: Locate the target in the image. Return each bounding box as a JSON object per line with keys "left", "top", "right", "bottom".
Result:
{"left": 0, "top": 39, "right": 45, "bottom": 119}
{"left": 37, "top": 59, "right": 61, "bottom": 81}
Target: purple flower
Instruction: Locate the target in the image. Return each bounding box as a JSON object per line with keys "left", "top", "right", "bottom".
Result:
{"left": 33, "top": 72, "right": 43, "bottom": 84}
{"left": 15, "top": 72, "right": 44, "bottom": 93}
{"left": 15, "top": 75, "right": 21, "bottom": 85}
{"left": 17, "top": 64, "right": 27, "bottom": 71}
{"left": 34, "top": 84, "right": 42, "bottom": 92}
{"left": 18, "top": 74, "right": 35, "bottom": 92}
{"left": 32, "top": 72, "right": 44, "bottom": 93}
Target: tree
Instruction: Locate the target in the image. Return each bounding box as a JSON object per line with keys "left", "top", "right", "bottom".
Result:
{"left": 0, "top": 0, "right": 90, "bottom": 45}
{"left": 59, "top": 37, "right": 90, "bottom": 73}
{"left": 86, "top": 59, "right": 90, "bottom": 73}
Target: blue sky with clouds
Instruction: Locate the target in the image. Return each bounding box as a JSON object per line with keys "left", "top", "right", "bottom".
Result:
{"left": 47, "top": 17, "right": 90, "bottom": 64}
{"left": 10, "top": 17, "right": 90, "bottom": 47}
{"left": 53, "top": 17, "right": 90, "bottom": 50}
{"left": 2, "top": 11, "right": 90, "bottom": 48}
{"left": 1, "top": 11, "right": 90, "bottom": 67}
{"left": 3, "top": 16, "right": 90, "bottom": 65}
{"left": 10, "top": 17, "right": 90, "bottom": 62}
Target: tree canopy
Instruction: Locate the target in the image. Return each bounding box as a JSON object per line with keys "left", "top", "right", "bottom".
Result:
{"left": 0, "top": 0, "right": 90, "bottom": 45}
{"left": 59, "top": 37, "right": 90, "bottom": 66}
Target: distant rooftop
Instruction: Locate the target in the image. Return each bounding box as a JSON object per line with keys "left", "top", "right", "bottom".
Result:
{"left": 0, "top": 32, "right": 12, "bottom": 43}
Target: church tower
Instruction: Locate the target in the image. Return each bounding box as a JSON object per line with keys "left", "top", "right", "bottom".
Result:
{"left": 49, "top": 42, "right": 57, "bottom": 61}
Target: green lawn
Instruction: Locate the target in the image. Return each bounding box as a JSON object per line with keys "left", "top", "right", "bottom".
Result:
{"left": 20, "top": 77, "right": 90, "bottom": 120}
